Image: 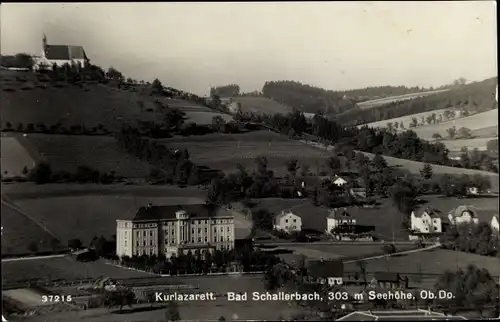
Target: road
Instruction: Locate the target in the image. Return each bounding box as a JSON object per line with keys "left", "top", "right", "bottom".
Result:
{"left": 344, "top": 242, "right": 441, "bottom": 264}
{"left": 2, "top": 254, "right": 67, "bottom": 262}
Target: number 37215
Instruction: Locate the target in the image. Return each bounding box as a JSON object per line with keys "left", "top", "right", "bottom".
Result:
{"left": 41, "top": 295, "right": 72, "bottom": 303}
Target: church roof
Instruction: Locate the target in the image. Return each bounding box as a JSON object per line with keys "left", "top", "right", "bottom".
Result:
{"left": 44, "top": 44, "right": 88, "bottom": 60}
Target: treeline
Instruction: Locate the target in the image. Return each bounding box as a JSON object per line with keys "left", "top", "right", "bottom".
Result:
{"left": 0, "top": 53, "right": 34, "bottom": 69}
{"left": 118, "top": 247, "right": 279, "bottom": 275}
{"left": 339, "top": 85, "right": 433, "bottom": 100}
{"left": 1, "top": 121, "right": 111, "bottom": 136}
{"left": 115, "top": 126, "right": 204, "bottom": 185}
{"left": 336, "top": 77, "right": 498, "bottom": 126}
{"left": 210, "top": 84, "right": 240, "bottom": 97}
{"left": 17, "top": 162, "right": 122, "bottom": 185}
{"left": 261, "top": 81, "right": 354, "bottom": 115}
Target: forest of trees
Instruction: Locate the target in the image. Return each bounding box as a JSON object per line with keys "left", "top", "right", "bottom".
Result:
{"left": 261, "top": 80, "right": 354, "bottom": 115}
{"left": 210, "top": 84, "right": 240, "bottom": 97}
{"left": 335, "top": 77, "right": 498, "bottom": 126}
{"left": 0, "top": 53, "right": 35, "bottom": 69}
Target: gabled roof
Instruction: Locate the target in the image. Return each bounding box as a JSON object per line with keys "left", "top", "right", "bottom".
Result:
{"left": 450, "top": 205, "right": 478, "bottom": 218}
{"left": 132, "top": 204, "right": 229, "bottom": 221}
{"left": 274, "top": 210, "right": 298, "bottom": 224}
{"left": 44, "top": 44, "right": 88, "bottom": 60}
{"left": 328, "top": 208, "right": 353, "bottom": 220}
{"left": 308, "top": 259, "right": 344, "bottom": 278}
{"left": 413, "top": 208, "right": 441, "bottom": 219}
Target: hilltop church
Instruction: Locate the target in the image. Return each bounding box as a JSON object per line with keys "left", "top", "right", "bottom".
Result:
{"left": 34, "top": 34, "right": 89, "bottom": 70}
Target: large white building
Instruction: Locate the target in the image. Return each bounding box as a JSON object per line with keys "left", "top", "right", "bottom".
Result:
{"left": 448, "top": 205, "right": 479, "bottom": 226}
{"left": 410, "top": 208, "right": 442, "bottom": 234}
{"left": 116, "top": 204, "right": 235, "bottom": 258}
{"left": 34, "top": 34, "right": 89, "bottom": 70}
{"left": 273, "top": 210, "right": 302, "bottom": 233}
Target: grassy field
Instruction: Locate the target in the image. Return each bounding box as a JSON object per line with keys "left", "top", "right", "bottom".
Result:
{"left": 2, "top": 183, "right": 205, "bottom": 200}
{"left": 0, "top": 71, "right": 230, "bottom": 130}
{"left": 1, "top": 201, "right": 65, "bottom": 256}
{"left": 14, "top": 133, "right": 154, "bottom": 178}
{"left": 408, "top": 109, "right": 498, "bottom": 141}
{"left": 470, "top": 126, "right": 498, "bottom": 138}
{"left": 13, "top": 195, "right": 208, "bottom": 246}
{"left": 0, "top": 136, "right": 37, "bottom": 178}
{"left": 231, "top": 96, "right": 292, "bottom": 115}
{"left": 356, "top": 89, "right": 450, "bottom": 109}
{"left": 158, "top": 130, "right": 332, "bottom": 176}
{"left": 2, "top": 256, "right": 151, "bottom": 284}
{"left": 358, "top": 108, "right": 450, "bottom": 129}
{"left": 344, "top": 248, "right": 500, "bottom": 277}
{"left": 272, "top": 244, "right": 416, "bottom": 261}
{"left": 438, "top": 137, "right": 496, "bottom": 152}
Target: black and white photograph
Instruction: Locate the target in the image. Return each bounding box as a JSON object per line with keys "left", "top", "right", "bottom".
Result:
{"left": 1, "top": 2, "right": 498, "bottom": 321}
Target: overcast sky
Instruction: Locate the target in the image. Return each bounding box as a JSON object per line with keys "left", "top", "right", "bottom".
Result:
{"left": 1, "top": 2, "right": 497, "bottom": 96}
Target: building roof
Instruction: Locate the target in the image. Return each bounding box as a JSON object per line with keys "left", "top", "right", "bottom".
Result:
{"left": 44, "top": 44, "right": 88, "bottom": 61}
{"left": 308, "top": 259, "right": 344, "bottom": 278}
{"left": 328, "top": 208, "right": 354, "bottom": 220}
{"left": 337, "top": 310, "right": 467, "bottom": 321}
{"left": 413, "top": 208, "right": 441, "bottom": 218}
{"left": 132, "top": 204, "right": 230, "bottom": 221}
{"left": 450, "top": 205, "right": 478, "bottom": 218}
{"left": 374, "top": 272, "right": 401, "bottom": 283}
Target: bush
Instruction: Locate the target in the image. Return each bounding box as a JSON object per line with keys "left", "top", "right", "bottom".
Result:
{"left": 2, "top": 88, "right": 16, "bottom": 92}
{"left": 20, "top": 86, "right": 33, "bottom": 91}
{"left": 27, "top": 162, "right": 53, "bottom": 184}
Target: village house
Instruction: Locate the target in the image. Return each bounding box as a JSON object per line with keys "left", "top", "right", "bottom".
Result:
{"left": 34, "top": 34, "right": 89, "bottom": 70}
{"left": 332, "top": 175, "right": 348, "bottom": 187}
{"left": 273, "top": 210, "right": 302, "bottom": 233}
{"left": 491, "top": 215, "right": 499, "bottom": 233}
{"left": 409, "top": 208, "right": 442, "bottom": 239}
{"left": 370, "top": 272, "right": 408, "bottom": 289}
{"left": 327, "top": 208, "right": 357, "bottom": 234}
{"left": 116, "top": 204, "right": 235, "bottom": 258}
{"left": 448, "top": 205, "right": 479, "bottom": 226}
{"left": 466, "top": 186, "right": 480, "bottom": 195}
{"left": 307, "top": 259, "right": 344, "bottom": 286}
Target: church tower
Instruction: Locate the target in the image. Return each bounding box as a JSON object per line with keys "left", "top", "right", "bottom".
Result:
{"left": 43, "top": 34, "right": 47, "bottom": 50}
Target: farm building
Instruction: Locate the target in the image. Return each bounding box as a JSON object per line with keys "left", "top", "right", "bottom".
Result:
{"left": 448, "top": 205, "right": 479, "bottom": 226}
{"left": 307, "top": 259, "right": 344, "bottom": 286}
{"left": 34, "top": 34, "right": 89, "bottom": 69}
{"left": 273, "top": 210, "right": 302, "bottom": 233}
{"left": 370, "top": 272, "right": 408, "bottom": 289}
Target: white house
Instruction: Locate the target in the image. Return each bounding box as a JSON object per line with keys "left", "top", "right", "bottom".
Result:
{"left": 327, "top": 208, "right": 356, "bottom": 234}
{"left": 448, "top": 205, "right": 479, "bottom": 226}
{"left": 332, "top": 175, "right": 348, "bottom": 187}
{"left": 274, "top": 210, "right": 302, "bottom": 233}
{"left": 467, "top": 187, "right": 479, "bottom": 195}
{"left": 491, "top": 215, "right": 499, "bottom": 233}
{"left": 34, "top": 34, "right": 89, "bottom": 70}
{"left": 410, "top": 208, "right": 442, "bottom": 234}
